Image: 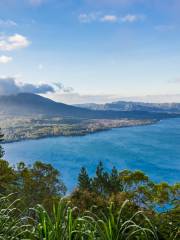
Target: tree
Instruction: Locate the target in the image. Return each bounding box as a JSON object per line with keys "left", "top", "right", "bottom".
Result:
{"left": 0, "top": 159, "right": 16, "bottom": 194}
{"left": 16, "top": 161, "right": 67, "bottom": 209}
{"left": 119, "top": 170, "right": 150, "bottom": 192}
{"left": 152, "top": 182, "right": 173, "bottom": 210}
{"left": 92, "top": 161, "right": 109, "bottom": 196}
{"left": 118, "top": 170, "right": 156, "bottom": 208}
{"left": 78, "top": 167, "right": 91, "bottom": 191}
{"left": 108, "top": 166, "right": 123, "bottom": 194}
{"left": 71, "top": 189, "right": 107, "bottom": 211}
{"left": 0, "top": 129, "right": 4, "bottom": 159}
{"left": 0, "top": 131, "right": 17, "bottom": 195}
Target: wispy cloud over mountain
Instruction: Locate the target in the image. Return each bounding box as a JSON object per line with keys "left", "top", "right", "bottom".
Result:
{"left": 47, "top": 92, "right": 180, "bottom": 104}
{"left": 0, "top": 77, "right": 55, "bottom": 95}
{"left": 0, "top": 77, "right": 74, "bottom": 96}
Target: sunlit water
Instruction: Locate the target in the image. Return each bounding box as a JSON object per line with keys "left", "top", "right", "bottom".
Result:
{"left": 3, "top": 118, "right": 180, "bottom": 191}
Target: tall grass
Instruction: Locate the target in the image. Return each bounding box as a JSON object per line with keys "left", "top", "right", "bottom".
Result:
{"left": 0, "top": 194, "right": 32, "bottom": 239}
{"left": 33, "top": 200, "right": 85, "bottom": 239}
{"left": 1, "top": 195, "right": 178, "bottom": 240}
{"left": 33, "top": 199, "right": 158, "bottom": 240}
{"left": 81, "top": 200, "right": 158, "bottom": 240}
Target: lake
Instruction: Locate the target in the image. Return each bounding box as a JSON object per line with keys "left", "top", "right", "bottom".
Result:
{"left": 3, "top": 118, "right": 180, "bottom": 191}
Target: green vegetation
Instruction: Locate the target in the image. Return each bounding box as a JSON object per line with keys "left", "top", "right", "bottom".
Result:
{"left": 0, "top": 130, "right": 179, "bottom": 239}
{"left": 0, "top": 159, "right": 179, "bottom": 239}
{"left": 0, "top": 195, "right": 160, "bottom": 240}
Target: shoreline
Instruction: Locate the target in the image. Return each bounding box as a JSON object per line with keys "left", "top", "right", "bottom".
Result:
{"left": 2, "top": 119, "right": 158, "bottom": 144}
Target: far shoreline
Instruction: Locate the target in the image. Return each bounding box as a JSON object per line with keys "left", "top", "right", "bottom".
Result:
{"left": 2, "top": 118, "right": 158, "bottom": 144}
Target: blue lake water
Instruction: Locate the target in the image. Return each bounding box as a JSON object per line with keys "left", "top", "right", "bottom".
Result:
{"left": 3, "top": 118, "right": 180, "bottom": 191}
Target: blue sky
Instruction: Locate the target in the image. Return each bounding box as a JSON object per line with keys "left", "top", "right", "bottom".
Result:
{"left": 0, "top": 0, "right": 180, "bottom": 103}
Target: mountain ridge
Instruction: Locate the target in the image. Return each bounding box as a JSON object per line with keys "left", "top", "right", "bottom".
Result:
{"left": 75, "top": 100, "right": 180, "bottom": 113}
{"left": 0, "top": 93, "right": 179, "bottom": 120}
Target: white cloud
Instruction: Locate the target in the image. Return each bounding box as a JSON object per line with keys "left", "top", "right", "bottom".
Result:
{"left": 0, "top": 19, "right": 17, "bottom": 27}
{"left": 78, "top": 12, "right": 100, "bottom": 23}
{"left": 46, "top": 92, "right": 119, "bottom": 104}
{"left": 0, "top": 77, "right": 58, "bottom": 95}
{"left": 0, "top": 55, "right": 12, "bottom": 64}
{"left": 79, "top": 12, "right": 145, "bottom": 24}
{"left": 155, "top": 25, "right": 175, "bottom": 32}
{"left": 46, "top": 92, "right": 180, "bottom": 104}
{"left": 100, "top": 15, "right": 118, "bottom": 22}
{"left": 169, "top": 78, "right": 180, "bottom": 84}
{"left": 0, "top": 34, "right": 30, "bottom": 51}
{"left": 120, "top": 94, "right": 180, "bottom": 103}
{"left": 121, "top": 14, "right": 144, "bottom": 23}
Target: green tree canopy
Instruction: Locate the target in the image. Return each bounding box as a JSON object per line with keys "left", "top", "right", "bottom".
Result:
{"left": 16, "top": 161, "right": 67, "bottom": 209}
{"left": 78, "top": 167, "right": 91, "bottom": 191}
{"left": 0, "top": 159, "right": 16, "bottom": 194}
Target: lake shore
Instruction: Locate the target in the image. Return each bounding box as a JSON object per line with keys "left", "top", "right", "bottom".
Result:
{"left": 2, "top": 118, "right": 158, "bottom": 144}
{"left": 3, "top": 118, "right": 180, "bottom": 191}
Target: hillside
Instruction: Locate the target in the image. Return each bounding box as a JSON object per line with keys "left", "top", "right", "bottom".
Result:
{"left": 0, "top": 93, "right": 90, "bottom": 117}
{"left": 76, "top": 101, "right": 180, "bottom": 113}
{"left": 0, "top": 93, "right": 178, "bottom": 120}
{"left": 1, "top": 93, "right": 180, "bottom": 142}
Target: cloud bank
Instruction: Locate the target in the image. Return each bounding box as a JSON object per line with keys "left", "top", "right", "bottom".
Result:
{"left": 0, "top": 77, "right": 56, "bottom": 95}
{"left": 47, "top": 92, "right": 180, "bottom": 105}
{"left": 0, "top": 77, "right": 72, "bottom": 96}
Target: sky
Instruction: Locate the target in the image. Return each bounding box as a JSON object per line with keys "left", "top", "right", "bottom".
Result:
{"left": 0, "top": 0, "right": 180, "bottom": 103}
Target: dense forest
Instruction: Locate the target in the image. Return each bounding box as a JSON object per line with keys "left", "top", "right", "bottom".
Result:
{"left": 0, "top": 129, "right": 179, "bottom": 239}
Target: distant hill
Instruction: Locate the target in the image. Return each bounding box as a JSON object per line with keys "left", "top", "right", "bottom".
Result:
{"left": 76, "top": 101, "right": 180, "bottom": 113}
{"left": 0, "top": 93, "right": 91, "bottom": 117}
{"left": 0, "top": 93, "right": 179, "bottom": 120}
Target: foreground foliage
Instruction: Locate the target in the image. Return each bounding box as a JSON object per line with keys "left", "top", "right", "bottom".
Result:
{"left": 0, "top": 194, "right": 32, "bottom": 239}
{"left": 0, "top": 133, "right": 179, "bottom": 239}
{"left": 0, "top": 160, "right": 179, "bottom": 239}
{"left": 0, "top": 195, "right": 161, "bottom": 240}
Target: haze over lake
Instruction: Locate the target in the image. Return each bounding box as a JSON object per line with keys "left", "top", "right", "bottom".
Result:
{"left": 4, "top": 118, "right": 180, "bottom": 191}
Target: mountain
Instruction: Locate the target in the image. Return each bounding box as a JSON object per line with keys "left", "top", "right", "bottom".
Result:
{"left": 76, "top": 101, "right": 180, "bottom": 113}
{"left": 0, "top": 93, "right": 91, "bottom": 117}
{"left": 0, "top": 93, "right": 179, "bottom": 120}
